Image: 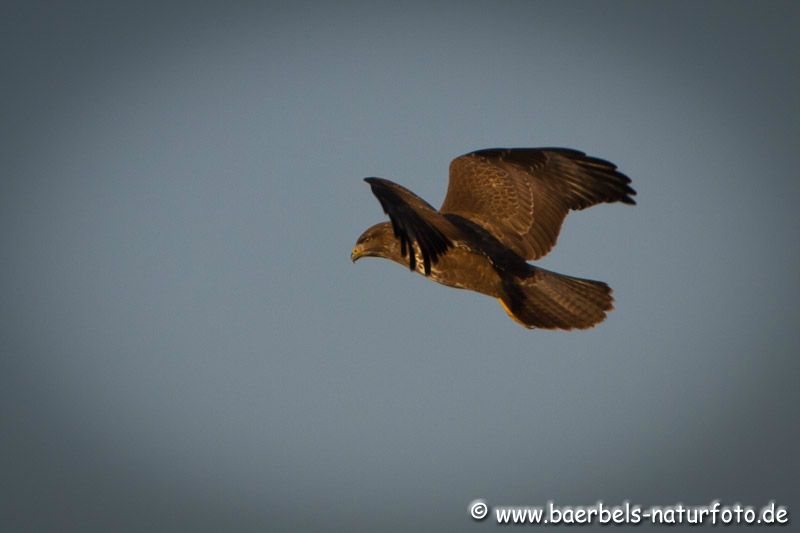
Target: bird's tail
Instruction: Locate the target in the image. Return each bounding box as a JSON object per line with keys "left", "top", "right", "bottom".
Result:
{"left": 498, "top": 267, "right": 614, "bottom": 330}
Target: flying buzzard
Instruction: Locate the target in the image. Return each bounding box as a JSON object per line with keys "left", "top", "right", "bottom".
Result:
{"left": 351, "top": 148, "right": 636, "bottom": 330}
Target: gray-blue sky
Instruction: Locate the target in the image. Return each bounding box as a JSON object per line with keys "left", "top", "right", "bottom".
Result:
{"left": 2, "top": 1, "right": 798, "bottom": 531}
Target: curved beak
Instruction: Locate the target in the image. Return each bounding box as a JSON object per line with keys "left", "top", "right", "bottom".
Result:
{"left": 351, "top": 246, "right": 363, "bottom": 263}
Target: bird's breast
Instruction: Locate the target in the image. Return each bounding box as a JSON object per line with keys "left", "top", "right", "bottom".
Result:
{"left": 412, "top": 242, "right": 503, "bottom": 298}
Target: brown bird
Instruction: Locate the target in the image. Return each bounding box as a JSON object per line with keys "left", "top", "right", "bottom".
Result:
{"left": 351, "top": 148, "right": 636, "bottom": 329}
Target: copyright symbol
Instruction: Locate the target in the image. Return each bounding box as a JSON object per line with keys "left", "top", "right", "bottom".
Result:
{"left": 469, "top": 499, "right": 489, "bottom": 521}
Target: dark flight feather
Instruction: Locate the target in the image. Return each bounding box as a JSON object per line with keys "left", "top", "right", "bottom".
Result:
{"left": 364, "top": 177, "right": 457, "bottom": 275}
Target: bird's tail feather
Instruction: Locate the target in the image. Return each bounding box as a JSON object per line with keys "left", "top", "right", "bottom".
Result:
{"left": 499, "top": 267, "right": 613, "bottom": 330}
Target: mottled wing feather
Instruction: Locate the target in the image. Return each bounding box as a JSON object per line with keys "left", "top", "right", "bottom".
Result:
{"left": 364, "top": 177, "right": 460, "bottom": 275}
{"left": 440, "top": 148, "right": 636, "bottom": 260}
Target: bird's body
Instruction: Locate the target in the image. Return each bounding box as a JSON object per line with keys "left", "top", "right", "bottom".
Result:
{"left": 372, "top": 224, "right": 503, "bottom": 295}
{"left": 351, "top": 148, "right": 636, "bottom": 330}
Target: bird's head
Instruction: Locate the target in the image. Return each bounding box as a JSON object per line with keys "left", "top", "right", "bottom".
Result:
{"left": 351, "top": 222, "right": 400, "bottom": 263}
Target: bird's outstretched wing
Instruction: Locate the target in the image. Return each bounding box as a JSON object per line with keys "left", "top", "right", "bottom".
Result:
{"left": 364, "top": 177, "right": 461, "bottom": 275}
{"left": 440, "top": 148, "right": 636, "bottom": 260}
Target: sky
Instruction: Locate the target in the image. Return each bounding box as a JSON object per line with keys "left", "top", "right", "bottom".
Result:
{"left": 2, "top": 1, "right": 799, "bottom": 531}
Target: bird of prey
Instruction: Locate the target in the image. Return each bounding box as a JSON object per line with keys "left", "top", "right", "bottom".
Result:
{"left": 351, "top": 148, "right": 636, "bottom": 330}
